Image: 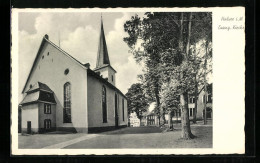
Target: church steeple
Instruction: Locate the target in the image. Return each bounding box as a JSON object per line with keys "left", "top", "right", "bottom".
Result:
{"left": 94, "top": 15, "right": 116, "bottom": 86}
{"left": 96, "top": 16, "right": 110, "bottom": 68}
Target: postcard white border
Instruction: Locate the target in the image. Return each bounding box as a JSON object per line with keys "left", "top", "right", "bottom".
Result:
{"left": 11, "top": 7, "right": 245, "bottom": 155}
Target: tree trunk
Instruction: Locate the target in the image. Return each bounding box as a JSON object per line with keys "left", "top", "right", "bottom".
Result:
{"left": 178, "top": 13, "right": 184, "bottom": 52}
{"left": 193, "top": 81, "right": 198, "bottom": 124}
{"left": 162, "top": 109, "right": 166, "bottom": 125}
{"left": 186, "top": 12, "right": 192, "bottom": 57}
{"left": 169, "top": 111, "right": 173, "bottom": 130}
{"left": 181, "top": 92, "right": 195, "bottom": 139}
{"left": 154, "top": 88, "right": 161, "bottom": 126}
{"left": 204, "top": 40, "right": 209, "bottom": 125}
{"left": 193, "top": 97, "right": 198, "bottom": 124}
{"left": 180, "top": 12, "right": 195, "bottom": 139}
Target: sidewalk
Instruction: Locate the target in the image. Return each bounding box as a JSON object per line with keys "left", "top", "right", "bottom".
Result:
{"left": 42, "top": 134, "right": 99, "bottom": 149}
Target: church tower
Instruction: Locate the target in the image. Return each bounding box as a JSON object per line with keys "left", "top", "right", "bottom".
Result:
{"left": 93, "top": 17, "right": 116, "bottom": 86}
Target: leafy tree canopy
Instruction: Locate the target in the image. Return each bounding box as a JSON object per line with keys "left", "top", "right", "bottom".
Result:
{"left": 125, "top": 83, "right": 149, "bottom": 120}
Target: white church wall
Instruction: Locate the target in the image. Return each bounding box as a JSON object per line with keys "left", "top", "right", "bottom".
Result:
{"left": 107, "top": 67, "right": 116, "bottom": 86}
{"left": 23, "top": 41, "right": 88, "bottom": 132}
{"left": 118, "top": 95, "right": 128, "bottom": 126}
{"left": 21, "top": 103, "right": 38, "bottom": 133}
{"left": 97, "top": 67, "right": 109, "bottom": 80}
{"left": 87, "top": 75, "right": 127, "bottom": 128}
{"left": 87, "top": 75, "right": 114, "bottom": 128}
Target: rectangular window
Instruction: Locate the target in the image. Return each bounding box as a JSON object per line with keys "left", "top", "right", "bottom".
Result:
{"left": 122, "top": 99, "right": 124, "bottom": 121}
{"left": 189, "top": 97, "right": 195, "bottom": 103}
{"left": 193, "top": 108, "right": 195, "bottom": 116}
{"left": 208, "top": 94, "right": 212, "bottom": 103}
{"left": 190, "top": 108, "right": 193, "bottom": 116}
{"left": 202, "top": 95, "right": 206, "bottom": 103}
{"left": 179, "top": 109, "right": 181, "bottom": 116}
{"left": 44, "top": 119, "right": 51, "bottom": 129}
{"left": 44, "top": 104, "right": 51, "bottom": 114}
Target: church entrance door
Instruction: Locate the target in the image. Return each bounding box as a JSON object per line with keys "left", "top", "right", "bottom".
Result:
{"left": 27, "top": 121, "right": 31, "bottom": 134}
{"left": 115, "top": 94, "right": 118, "bottom": 127}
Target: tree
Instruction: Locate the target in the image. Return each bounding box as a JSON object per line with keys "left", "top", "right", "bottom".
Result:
{"left": 160, "top": 81, "right": 181, "bottom": 130}
{"left": 124, "top": 13, "right": 182, "bottom": 125}
{"left": 125, "top": 83, "right": 149, "bottom": 124}
{"left": 124, "top": 12, "right": 212, "bottom": 139}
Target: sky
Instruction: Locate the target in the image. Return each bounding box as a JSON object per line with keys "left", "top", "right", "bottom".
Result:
{"left": 18, "top": 12, "right": 145, "bottom": 102}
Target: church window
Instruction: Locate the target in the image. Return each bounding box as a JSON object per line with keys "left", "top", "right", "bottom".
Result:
{"left": 122, "top": 99, "right": 124, "bottom": 121}
{"left": 44, "top": 104, "right": 51, "bottom": 114}
{"left": 47, "top": 52, "right": 49, "bottom": 56}
{"left": 102, "top": 86, "right": 107, "bottom": 123}
{"left": 64, "top": 68, "right": 69, "bottom": 75}
{"left": 63, "top": 82, "right": 71, "bottom": 123}
{"left": 42, "top": 55, "right": 44, "bottom": 59}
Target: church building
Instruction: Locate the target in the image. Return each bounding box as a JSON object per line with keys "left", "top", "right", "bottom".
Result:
{"left": 19, "top": 19, "right": 128, "bottom": 134}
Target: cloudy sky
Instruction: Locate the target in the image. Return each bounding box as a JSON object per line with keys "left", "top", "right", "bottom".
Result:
{"left": 18, "top": 12, "right": 146, "bottom": 101}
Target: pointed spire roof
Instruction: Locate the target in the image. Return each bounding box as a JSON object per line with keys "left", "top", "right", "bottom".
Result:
{"left": 96, "top": 16, "right": 110, "bottom": 68}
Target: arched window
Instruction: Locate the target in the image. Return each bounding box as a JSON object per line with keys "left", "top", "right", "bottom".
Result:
{"left": 102, "top": 86, "right": 107, "bottom": 123}
{"left": 64, "top": 82, "right": 71, "bottom": 123}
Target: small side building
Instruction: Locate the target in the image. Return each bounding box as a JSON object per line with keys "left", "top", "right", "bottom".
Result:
{"left": 20, "top": 82, "right": 56, "bottom": 134}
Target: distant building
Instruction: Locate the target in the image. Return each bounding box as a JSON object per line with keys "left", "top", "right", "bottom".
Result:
{"left": 146, "top": 112, "right": 159, "bottom": 126}
{"left": 141, "top": 83, "right": 213, "bottom": 126}
{"left": 169, "top": 83, "right": 213, "bottom": 121}
{"left": 129, "top": 112, "right": 140, "bottom": 127}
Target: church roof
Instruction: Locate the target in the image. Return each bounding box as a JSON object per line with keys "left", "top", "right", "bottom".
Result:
{"left": 22, "top": 35, "right": 89, "bottom": 93}
{"left": 96, "top": 18, "right": 111, "bottom": 68}
{"left": 22, "top": 33, "right": 125, "bottom": 99}
{"left": 87, "top": 69, "right": 126, "bottom": 99}
{"left": 20, "top": 82, "right": 56, "bottom": 105}
{"left": 93, "top": 64, "right": 117, "bottom": 73}
{"left": 26, "top": 82, "right": 53, "bottom": 93}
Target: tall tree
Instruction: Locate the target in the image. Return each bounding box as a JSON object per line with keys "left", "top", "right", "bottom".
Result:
{"left": 125, "top": 83, "right": 149, "bottom": 124}
{"left": 124, "top": 12, "right": 212, "bottom": 139}
{"left": 124, "top": 13, "right": 181, "bottom": 125}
